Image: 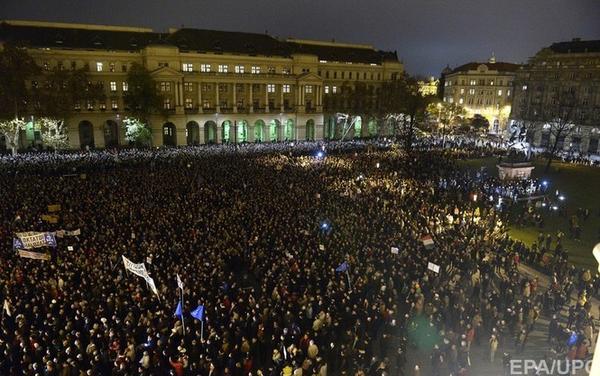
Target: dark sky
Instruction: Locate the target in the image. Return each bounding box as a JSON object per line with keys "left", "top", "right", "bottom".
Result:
{"left": 2, "top": 0, "right": 599, "bottom": 76}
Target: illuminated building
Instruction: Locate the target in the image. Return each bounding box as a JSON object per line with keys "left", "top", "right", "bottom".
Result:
{"left": 0, "top": 20, "right": 403, "bottom": 149}
{"left": 510, "top": 39, "right": 600, "bottom": 154}
{"left": 441, "top": 55, "right": 519, "bottom": 134}
{"left": 418, "top": 76, "right": 439, "bottom": 97}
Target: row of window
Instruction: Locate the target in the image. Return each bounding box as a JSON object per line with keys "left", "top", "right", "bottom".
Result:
{"left": 181, "top": 63, "right": 291, "bottom": 75}
{"left": 161, "top": 82, "right": 300, "bottom": 94}
{"left": 445, "top": 79, "right": 512, "bottom": 87}
{"left": 457, "top": 88, "right": 511, "bottom": 96}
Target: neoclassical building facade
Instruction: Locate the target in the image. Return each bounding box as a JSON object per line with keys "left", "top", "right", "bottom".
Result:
{"left": 442, "top": 57, "right": 519, "bottom": 134}
{"left": 510, "top": 39, "right": 600, "bottom": 154}
{"left": 0, "top": 20, "right": 404, "bottom": 149}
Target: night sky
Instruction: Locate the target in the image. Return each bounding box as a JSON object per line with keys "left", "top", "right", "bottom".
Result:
{"left": 1, "top": 0, "right": 599, "bottom": 77}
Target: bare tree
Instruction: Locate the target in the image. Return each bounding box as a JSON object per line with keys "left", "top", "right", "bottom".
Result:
{"left": 0, "top": 118, "right": 26, "bottom": 155}
{"left": 38, "top": 117, "right": 69, "bottom": 151}
{"left": 518, "top": 87, "right": 577, "bottom": 171}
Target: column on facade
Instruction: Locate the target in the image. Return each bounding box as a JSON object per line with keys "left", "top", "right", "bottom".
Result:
{"left": 280, "top": 84, "right": 284, "bottom": 112}
{"left": 176, "top": 82, "right": 183, "bottom": 107}
{"left": 249, "top": 84, "right": 254, "bottom": 113}
{"left": 232, "top": 83, "right": 237, "bottom": 113}
{"left": 197, "top": 82, "right": 203, "bottom": 113}
{"left": 215, "top": 83, "right": 220, "bottom": 112}
{"left": 265, "top": 84, "right": 269, "bottom": 112}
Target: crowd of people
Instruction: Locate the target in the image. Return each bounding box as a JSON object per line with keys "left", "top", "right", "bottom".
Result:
{"left": 0, "top": 142, "right": 597, "bottom": 376}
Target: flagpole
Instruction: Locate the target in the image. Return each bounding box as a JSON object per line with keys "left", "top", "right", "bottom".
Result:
{"left": 201, "top": 320, "right": 204, "bottom": 342}
{"left": 345, "top": 269, "right": 352, "bottom": 290}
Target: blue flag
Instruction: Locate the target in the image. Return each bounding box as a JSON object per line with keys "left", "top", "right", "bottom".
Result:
{"left": 191, "top": 305, "right": 205, "bottom": 321}
{"left": 174, "top": 301, "right": 183, "bottom": 318}
{"left": 335, "top": 261, "right": 349, "bottom": 273}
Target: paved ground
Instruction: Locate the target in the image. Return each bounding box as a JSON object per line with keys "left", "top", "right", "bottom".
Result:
{"left": 399, "top": 264, "right": 598, "bottom": 376}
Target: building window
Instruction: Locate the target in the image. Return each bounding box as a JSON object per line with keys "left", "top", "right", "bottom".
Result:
{"left": 267, "top": 84, "right": 276, "bottom": 93}
{"left": 184, "top": 82, "right": 193, "bottom": 92}
{"left": 364, "top": 72, "right": 367, "bottom": 79}
{"left": 70, "top": 61, "right": 77, "bottom": 70}
{"left": 202, "top": 84, "right": 210, "bottom": 92}
{"left": 235, "top": 65, "right": 245, "bottom": 74}
{"left": 251, "top": 66, "right": 261, "bottom": 74}
{"left": 460, "top": 88, "right": 465, "bottom": 94}
{"left": 324, "top": 86, "right": 330, "bottom": 94}
{"left": 203, "top": 100, "right": 211, "bottom": 109}
{"left": 200, "top": 64, "right": 211, "bottom": 72}
{"left": 158, "top": 62, "right": 169, "bottom": 68}
{"left": 218, "top": 84, "right": 227, "bottom": 93}
{"left": 305, "top": 85, "right": 313, "bottom": 93}
{"left": 185, "top": 98, "right": 193, "bottom": 109}
{"left": 218, "top": 64, "right": 228, "bottom": 73}
{"left": 497, "top": 89, "right": 502, "bottom": 96}
{"left": 160, "top": 82, "right": 171, "bottom": 92}
{"left": 490, "top": 80, "right": 494, "bottom": 85}
{"left": 122, "top": 64, "right": 128, "bottom": 72}
{"left": 110, "top": 81, "right": 117, "bottom": 92}
{"left": 341, "top": 72, "right": 345, "bottom": 79}
{"left": 99, "top": 102, "right": 106, "bottom": 110}
{"left": 282, "top": 84, "right": 291, "bottom": 93}
{"left": 332, "top": 86, "right": 337, "bottom": 94}
{"left": 109, "top": 62, "right": 115, "bottom": 72}
{"left": 459, "top": 98, "right": 464, "bottom": 104}
{"left": 122, "top": 82, "right": 129, "bottom": 92}
{"left": 507, "top": 90, "right": 511, "bottom": 97}
{"left": 163, "top": 99, "right": 171, "bottom": 109}
{"left": 87, "top": 101, "right": 94, "bottom": 110}
{"left": 469, "top": 89, "right": 475, "bottom": 95}
{"left": 282, "top": 67, "right": 291, "bottom": 75}
{"left": 182, "top": 63, "right": 194, "bottom": 72}
{"left": 96, "top": 62, "right": 103, "bottom": 72}
{"left": 267, "top": 66, "right": 276, "bottom": 74}
{"left": 470, "top": 80, "right": 476, "bottom": 86}
{"left": 333, "top": 72, "right": 337, "bottom": 79}
{"left": 111, "top": 99, "right": 118, "bottom": 110}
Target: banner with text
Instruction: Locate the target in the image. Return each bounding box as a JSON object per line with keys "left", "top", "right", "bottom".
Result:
{"left": 14, "top": 232, "right": 57, "bottom": 250}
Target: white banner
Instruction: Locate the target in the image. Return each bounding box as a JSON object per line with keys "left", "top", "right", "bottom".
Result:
{"left": 145, "top": 276, "right": 160, "bottom": 298}
{"left": 391, "top": 247, "right": 399, "bottom": 254}
{"left": 18, "top": 249, "right": 50, "bottom": 261}
{"left": 122, "top": 256, "right": 148, "bottom": 278}
{"left": 427, "top": 262, "right": 440, "bottom": 274}
{"left": 55, "top": 229, "right": 81, "bottom": 238}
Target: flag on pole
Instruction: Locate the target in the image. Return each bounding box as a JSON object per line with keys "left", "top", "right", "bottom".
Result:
{"left": 191, "top": 305, "right": 205, "bottom": 321}
{"left": 176, "top": 274, "right": 184, "bottom": 290}
{"left": 421, "top": 234, "right": 435, "bottom": 249}
{"left": 3, "top": 299, "right": 11, "bottom": 317}
{"left": 145, "top": 276, "right": 160, "bottom": 299}
{"left": 335, "top": 261, "right": 349, "bottom": 273}
{"left": 174, "top": 301, "right": 183, "bottom": 318}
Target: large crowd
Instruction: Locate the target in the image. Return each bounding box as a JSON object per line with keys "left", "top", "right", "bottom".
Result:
{"left": 0, "top": 142, "right": 598, "bottom": 376}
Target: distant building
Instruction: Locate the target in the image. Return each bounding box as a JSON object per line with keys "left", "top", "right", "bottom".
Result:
{"left": 442, "top": 56, "right": 519, "bottom": 134}
{"left": 418, "top": 76, "right": 439, "bottom": 97}
{"left": 0, "top": 20, "right": 403, "bottom": 149}
{"left": 510, "top": 39, "right": 600, "bottom": 155}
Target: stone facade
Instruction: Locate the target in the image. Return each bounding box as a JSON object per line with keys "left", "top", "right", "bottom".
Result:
{"left": 510, "top": 39, "right": 600, "bottom": 155}
{"left": 0, "top": 20, "right": 404, "bottom": 149}
{"left": 442, "top": 57, "right": 519, "bottom": 134}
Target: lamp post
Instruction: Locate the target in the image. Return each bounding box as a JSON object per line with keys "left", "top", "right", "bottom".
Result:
{"left": 591, "top": 243, "right": 600, "bottom": 375}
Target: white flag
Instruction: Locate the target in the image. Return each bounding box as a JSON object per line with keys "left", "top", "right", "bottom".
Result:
{"left": 145, "top": 276, "right": 160, "bottom": 299}
{"left": 176, "top": 274, "right": 184, "bottom": 290}
{"left": 427, "top": 262, "right": 441, "bottom": 274}
{"left": 122, "top": 255, "right": 148, "bottom": 278}
{"left": 3, "top": 299, "right": 11, "bottom": 317}
{"left": 391, "top": 247, "right": 399, "bottom": 255}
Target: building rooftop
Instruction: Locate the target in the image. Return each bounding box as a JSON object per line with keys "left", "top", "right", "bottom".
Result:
{"left": 0, "top": 20, "right": 400, "bottom": 65}
{"left": 449, "top": 61, "right": 520, "bottom": 74}
{"left": 548, "top": 39, "right": 600, "bottom": 54}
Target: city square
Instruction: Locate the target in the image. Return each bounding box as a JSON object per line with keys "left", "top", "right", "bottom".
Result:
{"left": 0, "top": 1, "right": 599, "bottom": 375}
